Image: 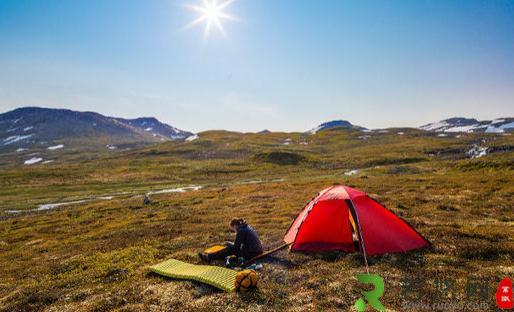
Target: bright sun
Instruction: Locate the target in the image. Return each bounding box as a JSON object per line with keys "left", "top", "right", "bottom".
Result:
{"left": 185, "top": 0, "right": 238, "bottom": 37}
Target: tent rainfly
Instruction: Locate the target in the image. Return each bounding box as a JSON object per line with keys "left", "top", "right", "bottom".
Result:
{"left": 284, "top": 185, "right": 430, "bottom": 262}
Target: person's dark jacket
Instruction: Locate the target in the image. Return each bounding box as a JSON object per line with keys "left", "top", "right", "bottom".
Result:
{"left": 234, "top": 223, "right": 263, "bottom": 259}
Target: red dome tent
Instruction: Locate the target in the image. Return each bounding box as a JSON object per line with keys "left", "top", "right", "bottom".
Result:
{"left": 284, "top": 185, "right": 430, "bottom": 261}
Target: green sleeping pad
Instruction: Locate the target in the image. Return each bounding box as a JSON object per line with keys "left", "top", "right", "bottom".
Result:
{"left": 149, "top": 259, "right": 237, "bottom": 292}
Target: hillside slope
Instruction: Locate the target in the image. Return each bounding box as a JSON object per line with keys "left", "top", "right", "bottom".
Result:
{"left": 0, "top": 107, "right": 194, "bottom": 165}
{"left": 0, "top": 107, "right": 193, "bottom": 149}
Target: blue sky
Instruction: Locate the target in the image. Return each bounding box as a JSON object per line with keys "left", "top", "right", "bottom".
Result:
{"left": 0, "top": 0, "right": 513, "bottom": 132}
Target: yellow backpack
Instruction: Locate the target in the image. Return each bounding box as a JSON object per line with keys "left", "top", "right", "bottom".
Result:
{"left": 235, "top": 269, "right": 258, "bottom": 293}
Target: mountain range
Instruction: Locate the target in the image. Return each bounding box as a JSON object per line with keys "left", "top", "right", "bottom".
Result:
{"left": 1, "top": 107, "right": 513, "bottom": 154}
{"left": 419, "top": 117, "right": 514, "bottom": 133}
{"left": 0, "top": 107, "right": 193, "bottom": 150}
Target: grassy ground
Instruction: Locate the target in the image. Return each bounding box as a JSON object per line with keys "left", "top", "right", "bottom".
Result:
{"left": 0, "top": 129, "right": 513, "bottom": 311}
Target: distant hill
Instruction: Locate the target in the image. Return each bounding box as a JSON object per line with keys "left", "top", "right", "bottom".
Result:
{"left": 420, "top": 117, "right": 514, "bottom": 133}
{"left": 0, "top": 107, "right": 194, "bottom": 150}
{"left": 306, "top": 120, "right": 367, "bottom": 134}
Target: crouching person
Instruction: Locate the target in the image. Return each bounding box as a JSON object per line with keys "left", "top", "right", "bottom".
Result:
{"left": 199, "top": 218, "right": 263, "bottom": 265}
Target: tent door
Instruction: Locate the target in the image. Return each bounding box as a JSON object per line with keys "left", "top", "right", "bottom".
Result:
{"left": 345, "top": 199, "right": 369, "bottom": 272}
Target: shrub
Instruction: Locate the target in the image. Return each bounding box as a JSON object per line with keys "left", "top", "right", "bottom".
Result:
{"left": 254, "top": 152, "right": 306, "bottom": 165}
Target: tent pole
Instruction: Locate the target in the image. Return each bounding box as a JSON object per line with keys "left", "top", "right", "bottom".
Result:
{"left": 346, "top": 199, "right": 369, "bottom": 274}
{"left": 361, "top": 241, "right": 370, "bottom": 274}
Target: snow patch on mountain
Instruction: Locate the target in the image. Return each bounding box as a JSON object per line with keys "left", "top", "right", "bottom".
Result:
{"left": 24, "top": 157, "right": 43, "bottom": 165}
{"left": 47, "top": 144, "right": 64, "bottom": 150}
{"left": 3, "top": 134, "right": 33, "bottom": 145}
{"left": 185, "top": 134, "right": 199, "bottom": 142}
{"left": 485, "top": 121, "right": 514, "bottom": 133}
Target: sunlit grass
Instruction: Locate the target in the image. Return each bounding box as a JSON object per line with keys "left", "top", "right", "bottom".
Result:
{"left": 0, "top": 129, "right": 512, "bottom": 310}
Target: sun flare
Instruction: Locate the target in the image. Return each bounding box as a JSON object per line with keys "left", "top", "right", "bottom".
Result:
{"left": 185, "top": 0, "right": 238, "bottom": 37}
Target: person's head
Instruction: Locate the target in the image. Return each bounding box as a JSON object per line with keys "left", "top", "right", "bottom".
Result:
{"left": 229, "top": 218, "right": 246, "bottom": 232}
